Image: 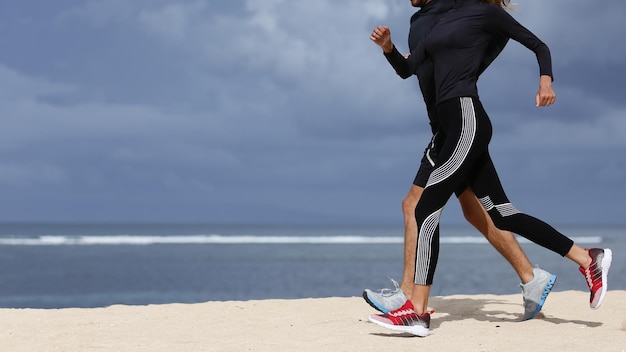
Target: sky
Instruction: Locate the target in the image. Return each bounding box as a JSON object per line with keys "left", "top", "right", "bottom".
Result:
{"left": 0, "top": 0, "right": 625, "bottom": 225}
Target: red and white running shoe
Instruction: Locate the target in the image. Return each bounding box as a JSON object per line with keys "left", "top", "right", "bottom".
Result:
{"left": 368, "top": 300, "right": 431, "bottom": 337}
{"left": 579, "top": 248, "right": 612, "bottom": 309}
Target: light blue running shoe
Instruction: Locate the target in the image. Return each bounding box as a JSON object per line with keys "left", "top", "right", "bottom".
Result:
{"left": 520, "top": 267, "right": 557, "bottom": 321}
{"left": 362, "top": 278, "right": 407, "bottom": 314}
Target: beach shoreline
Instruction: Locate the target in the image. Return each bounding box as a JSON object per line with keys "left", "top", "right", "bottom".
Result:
{"left": 1, "top": 290, "right": 624, "bottom": 351}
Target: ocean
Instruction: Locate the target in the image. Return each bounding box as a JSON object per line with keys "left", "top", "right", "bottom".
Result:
{"left": 0, "top": 223, "right": 623, "bottom": 309}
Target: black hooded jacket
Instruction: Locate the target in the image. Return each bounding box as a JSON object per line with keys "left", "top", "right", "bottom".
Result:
{"left": 387, "top": 0, "right": 509, "bottom": 132}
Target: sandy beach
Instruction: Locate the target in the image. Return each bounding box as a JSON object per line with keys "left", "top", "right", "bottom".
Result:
{"left": 1, "top": 290, "right": 624, "bottom": 351}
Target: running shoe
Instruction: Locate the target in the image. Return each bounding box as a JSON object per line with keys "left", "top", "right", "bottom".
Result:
{"left": 368, "top": 300, "right": 430, "bottom": 337}
{"left": 579, "top": 248, "right": 612, "bottom": 309}
{"left": 519, "top": 267, "right": 557, "bottom": 321}
{"left": 362, "top": 278, "right": 407, "bottom": 313}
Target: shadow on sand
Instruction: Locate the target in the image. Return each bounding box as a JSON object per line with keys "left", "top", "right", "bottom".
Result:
{"left": 370, "top": 296, "right": 602, "bottom": 338}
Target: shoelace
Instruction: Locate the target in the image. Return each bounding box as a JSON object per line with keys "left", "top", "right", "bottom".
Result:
{"left": 390, "top": 308, "right": 415, "bottom": 317}
{"left": 390, "top": 309, "right": 435, "bottom": 317}
{"left": 376, "top": 278, "right": 401, "bottom": 296}
{"left": 583, "top": 267, "right": 594, "bottom": 288}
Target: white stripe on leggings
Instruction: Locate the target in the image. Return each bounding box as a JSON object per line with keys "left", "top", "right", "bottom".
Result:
{"left": 415, "top": 207, "right": 443, "bottom": 285}
{"left": 426, "top": 97, "right": 476, "bottom": 188}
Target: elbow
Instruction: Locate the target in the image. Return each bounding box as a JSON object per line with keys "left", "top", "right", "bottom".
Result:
{"left": 396, "top": 70, "right": 412, "bottom": 79}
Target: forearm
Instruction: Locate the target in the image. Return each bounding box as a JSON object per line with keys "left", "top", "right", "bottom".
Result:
{"left": 534, "top": 44, "right": 553, "bottom": 81}
{"left": 383, "top": 44, "right": 413, "bottom": 79}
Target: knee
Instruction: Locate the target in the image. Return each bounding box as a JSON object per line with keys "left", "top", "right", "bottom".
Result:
{"left": 402, "top": 195, "right": 417, "bottom": 217}
{"left": 489, "top": 213, "right": 509, "bottom": 231}
{"left": 462, "top": 204, "right": 486, "bottom": 229}
{"left": 460, "top": 201, "right": 497, "bottom": 236}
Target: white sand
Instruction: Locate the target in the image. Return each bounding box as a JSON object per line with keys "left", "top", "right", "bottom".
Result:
{"left": 1, "top": 290, "right": 625, "bottom": 351}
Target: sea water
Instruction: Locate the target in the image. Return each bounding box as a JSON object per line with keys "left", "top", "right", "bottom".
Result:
{"left": 0, "top": 223, "right": 622, "bottom": 308}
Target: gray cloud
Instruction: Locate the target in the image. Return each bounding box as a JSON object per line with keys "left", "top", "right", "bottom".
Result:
{"left": 0, "top": 0, "right": 624, "bottom": 224}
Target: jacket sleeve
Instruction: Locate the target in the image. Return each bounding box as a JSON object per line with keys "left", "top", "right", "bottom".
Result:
{"left": 383, "top": 44, "right": 427, "bottom": 79}
{"left": 383, "top": 45, "right": 412, "bottom": 79}
{"left": 487, "top": 6, "right": 553, "bottom": 80}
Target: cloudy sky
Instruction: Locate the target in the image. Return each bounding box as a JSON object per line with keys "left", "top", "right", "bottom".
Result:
{"left": 1, "top": 0, "right": 625, "bottom": 225}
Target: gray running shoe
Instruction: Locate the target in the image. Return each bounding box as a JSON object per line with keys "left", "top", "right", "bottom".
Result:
{"left": 520, "top": 267, "right": 557, "bottom": 321}
{"left": 363, "top": 278, "right": 407, "bottom": 314}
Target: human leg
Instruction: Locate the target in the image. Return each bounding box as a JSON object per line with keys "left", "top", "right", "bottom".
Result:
{"left": 395, "top": 184, "right": 543, "bottom": 314}
{"left": 465, "top": 120, "right": 612, "bottom": 309}
{"left": 400, "top": 185, "right": 423, "bottom": 296}
{"left": 458, "top": 187, "right": 558, "bottom": 319}
{"left": 364, "top": 136, "right": 438, "bottom": 312}
{"left": 457, "top": 187, "right": 534, "bottom": 283}
{"left": 368, "top": 97, "right": 491, "bottom": 335}
{"left": 408, "top": 97, "right": 491, "bottom": 313}
{"left": 361, "top": 185, "right": 420, "bottom": 313}
{"left": 470, "top": 154, "right": 584, "bottom": 263}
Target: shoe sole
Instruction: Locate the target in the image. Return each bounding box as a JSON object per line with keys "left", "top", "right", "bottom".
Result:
{"left": 591, "top": 248, "right": 612, "bottom": 310}
{"left": 368, "top": 315, "right": 429, "bottom": 337}
{"left": 362, "top": 291, "right": 389, "bottom": 314}
{"left": 525, "top": 274, "right": 557, "bottom": 320}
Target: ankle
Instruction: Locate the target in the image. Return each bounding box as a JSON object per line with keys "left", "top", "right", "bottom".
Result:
{"left": 400, "top": 285, "right": 412, "bottom": 297}
{"left": 579, "top": 248, "right": 593, "bottom": 269}
{"left": 520, "top": 270, "right": 535, "bottom": 285}
{"left": 567, "top": 246, "right": 592, "bottom": 269}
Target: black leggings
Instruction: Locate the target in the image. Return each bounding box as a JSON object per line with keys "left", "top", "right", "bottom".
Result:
{"left": 413, "top": 97, "right": 574, "bottom": 285}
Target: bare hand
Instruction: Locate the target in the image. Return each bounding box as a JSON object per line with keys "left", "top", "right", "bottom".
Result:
{"left": 370, "top": 25, "right": 393, "bottom": 53}
{"left": 536, "top": 75, "right": 556, "bottom": 107}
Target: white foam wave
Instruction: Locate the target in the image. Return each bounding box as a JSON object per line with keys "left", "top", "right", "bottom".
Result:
{"left": 0, "top": 235, "right": 603, "bottom": 246}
